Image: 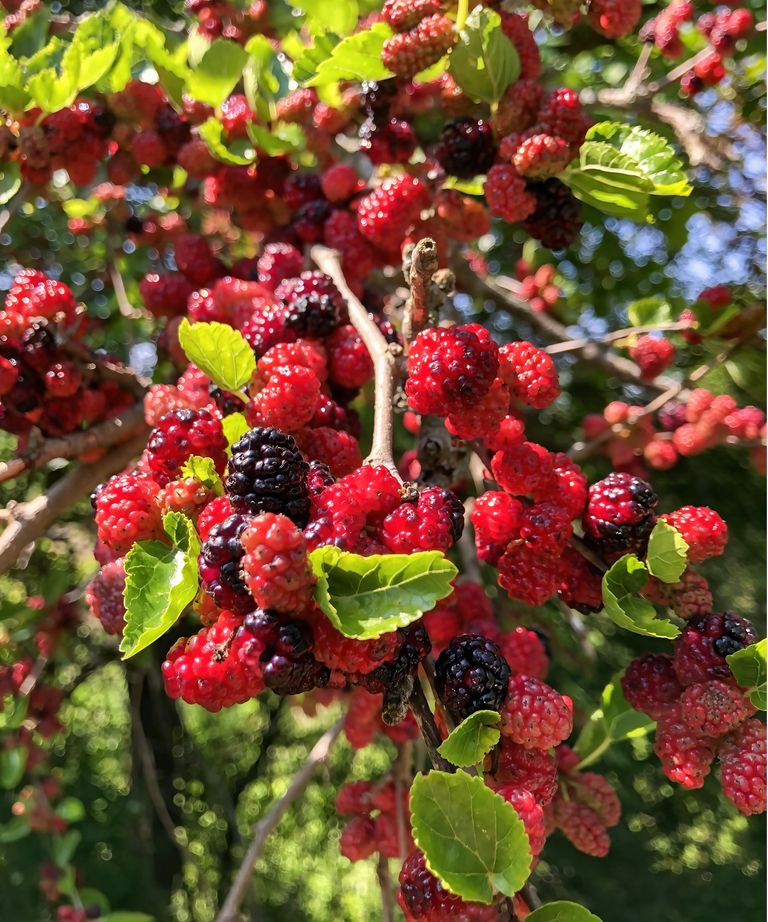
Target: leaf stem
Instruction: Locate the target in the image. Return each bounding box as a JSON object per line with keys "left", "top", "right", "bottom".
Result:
{"left": 573, "top": 735, "right": 612, "bottom": 772}
{"left": 456, "top": 0, "right": 469, "bottom": 30}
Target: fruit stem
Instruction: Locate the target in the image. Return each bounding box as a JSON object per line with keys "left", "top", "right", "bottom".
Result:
{"left": 456, "top": 0, "right": 469, "bottom": 31}
{"left": 573, "top": 735, "right": 612, "bottom": 772}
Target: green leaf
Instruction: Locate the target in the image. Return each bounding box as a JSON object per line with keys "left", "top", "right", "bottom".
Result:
{"left": 627, "top": 297, "right": 673, "bottom": 328}
{"left": 55, "top": 796, "right": 86, "bottom": 823}
{"left": 100, "top": 914, "right": 155, "bottom": 922}
{"left": 526, "top": 901, "right": 603, "bottom": 922}
{"left": 180, "top": 455, "right": 224, "bottom": 494}
{"left": 727, "top": 639, "right": 766, "bottom": 710}
{"left": 69, "top": 11, "right": 121, "bottom": 90}
{"left": 0, "top": 162, "right": 21, "bottom": 206}
{"left": 443, "top": 175, "right": 485, "bottom": 196}
{"left": 0, "top": 694, "right": 27, "bottom": 729}
{"left": 222, "top": 412, "right": 250, "bottom": 451}
{"left": 0, "top": 48, "right": 29, "bottom": 111}
{"left": 563, "top": 142, "right": 652, "bottom": 220}
{"left": 448, "top": 7, "right": 519, "bottom": 105}
{"left": 288, "top": 0, "right": 358, "bottom": 36}
{"left": 0, "top": 815, "right": 30, "bottom": 843}
{"left": 187, "top": 38, "right": 248, "bottom": 107}
{"left": 0, "top": 747, "right": 25, "bottom": 788}
{"left": 243, "top": 34, "right": 284, "bottom": 120}
{"left": 291, "top": 33, "right": 338, "bottom": 85}
{"left": 309, "top": 547, "right": 457, "bottom": 639}
{"left": 410, "top": 771, "right": 531, "bottom": 903}
{"left": 10, "top": 8, "right": 50, "bottom": 59}
{"left": 120, "top": 513, "right": 200, "bottom": 660}
{"left": 305, "top": 23, "right": 394, "bottom": 86}
{"left": 198, "top": 117, "right": 255, "bottom": 165}
{"left": 247, "top": 122, "right": 306, "bottom": 156}
{"left": 574, "top": 678, "right": 655, "bottom": 761}
{"left": 645, "top": 520, "right": 688, "bottom": 584}
{"left": 602, "top": 555, "right": 680, "bottom": 639}
{"left": 587, "top": 122, "right": 692, "bottom": 197}
{"left": 177, "top": 319, "right": 256, "bottom": 393}
{"left": 437, "top": 711, "right": 501, "bottom": 767}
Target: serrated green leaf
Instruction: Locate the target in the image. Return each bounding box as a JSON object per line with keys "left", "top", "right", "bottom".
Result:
{"left": 449, "top": 7, "right": 519, "bottom": 105}
{"left": 574, "top": 678, "right": 654, "bottom": 762}
{"left": 309, "top": 547, "right": 457, "bottom": 639}
{"left": 0, "top": 162, "right": 21, "bottom": 206}
{"left": 288, "top": 0, "right": 358, "bottom": 37}
{"left": 437, "top": 711, "right": 501, "bottom": 767}
{"left": 602, "top": 555, "right": 680, "bottom": 639}
{"left": 180, "top": 455, "right": 224, "bottom": 494}
{"left": 120, "top": 513, "right": 200, "bottom": 660}
{"left": 727, "top": 639, "right": 766, "bottom": 710}
{"left": 291, "top": 33, "right": 338, "bottom": 84}
{"left": 243, "top": 34, "right": 284, "bottom": 120}
{"left": 305, "top": 23, "right": 394, "bottom": 86}
{"left": 199, "top": 117, "right": 255, "bottom": 165}
{"left": 186, "top": 38, "right": 248, "bottom": 107}
{"left": 178, "top": 319, "right": 256, "bottom": 393}
{"left": 0, "top": 747, "right": 25, "bottom": 788}
{"left": 27, "top": 62, "right": 78, "bottom": 112}
{"left": 627, "top": 297, "right": 672, "bottom": 327}
{"left": 646, "top": 520, "right": 688, "bottom": 584}
{"left": 410, "top": 771, "right": 531, "bottom": 903}
{"left": 69, "top": 11, "right": 120, "bottom": 90}
{"left": 563, "top": 146, "right": 652, "bottom": 221}
{"left": 222, "top": 412, "right": 250, "bottom": 451}
{"left": 526, "top": 901, "right": 603, "bottom": 922}
{"left": 585, "top": 122, "right": 692, "bottom": 197}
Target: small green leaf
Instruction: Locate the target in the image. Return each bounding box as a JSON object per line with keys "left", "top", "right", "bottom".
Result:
{"left": 309, "top": 547, "right": 457, "bottom": 639}
{"left": 574, "top": 678, "right": 655, "bottom": 761}
{"left": 243, "top": 34, "right": 285, "bottom": 120}
{"left": 222, "top": 412, "right": 250, "bottom": 451}
{"left": 178, "top": 319, "right": 256, "bottom": 393}
{"left": 0, "top": 162, "right": 21, "bottom": 206}
{"left": 247, "top": 122, "right": 306, "bottom": 156}
{"left": 9, "top": 8, "right": 50, "bottom": 59}
{"left": 288, "top": 0, "right": 359, "bottom": 36}
{"left": 562, "top": 141, "right": 653, "bottom": 221}
{"left": 410, "top": 771, "right": 531, "bottom": 903}
{"left": 443, "top": 175, "right": 485, "bottom": 196}
{"left": 526, "top": 901, "right": 603, "bottom": 922}
{"left": 291, "top": 33, "right": 338, "bottom": 84}
{"left": 0, "top": 747, "right": 25, "bottom": 788}
{"left": 180, "top": 455, "right": 224, "bottom": 494}
{"left": 0, "top": 694, "right": 28, "bottom": 729}
{"left": 727, "top": 639, "right": 766, "bottom": 710}
{"left": 55, "top": 796, "right": 86, "bottom": 823}
{"left": 187, "top": 38, "right": 249, "bottom": 107}
{"left": 646, "top": 520, "right": 688, "bottom": 584}
{"left": 0, "top": 815, "right": 30, "bottom": 843}
{"left": 199, "top": 117, "right": 255, "bottom": 165}
{"left": 449, "top": 7, "right": 519, "bottom": 105}
{"left": 305, "top": 23, "right": 394, "bottom": 86}
{"left": 627, "top": 297, "right": 673, "bottom": 328}
{"left": 438, "top": 711, "right": 501, "bottom": 767}
{"left": 602, "top": 555, "right": 680, "bottom": 639}
{"left": 100, "top": 914, "right": 155, "bottom": 922}
{"left": 120, "top": 513, "right": 200, "bottom": 660}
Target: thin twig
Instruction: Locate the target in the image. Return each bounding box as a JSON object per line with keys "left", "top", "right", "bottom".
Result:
{"left": 312, "top": 245, "right": 402, "bottom": 480}
{"left": 0, "top": 432, "right": 147, "bottom": 575}
{"left": 18, "top": 656, "right": 48, "bottom": 698}
{"left": 545, "top": 320, "right": 693, "bottom": 355}
{"left": 402, "top": 238, "right": 439, "bottom": 344}
{"left": 62, "top": 340, "right": 151, "bottom": 396}
{"left": 215, "top": 718, "right": 344, "bottom": 922}
{"left": 394, "top": 742, "right": 412, "bottom": 861}
{"left": 0, "top": 403, "right": 148, "bottom": 484}
{"left": 377, "top": 854, "right": 395, "bottom": 922}
{"left": 409, "top": 675, "right": 453, "bottom": 773}
{"left": 130, "top": 672, "right": 186, "bottom": 856}
{"left": 108, "top": 245, "right": 147, "bottom": 320}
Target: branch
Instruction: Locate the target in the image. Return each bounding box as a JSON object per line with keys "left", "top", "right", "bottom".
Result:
{"left": 108, "top": 244, "right": 148, "bottom": 320}
{"left": 453, "top": 260, "right": 675, "bottom": 395}
{"left": 545, "top": 320, "right": 693, "bottom": 355}
{"left": 402, "top": 238, "right": 440, "bottom": 343}
{"left": 0, "top": 432, "right": 147, "bottom": 574}
{"left": 215, "top": 718, "right": 344, "bottom": 922}
{"left": 0, "top": 403, "right": 148, "bottom": 484}
{"left": 62, "top": 340, "right": 151, "bottom": 396}
{"left": 377, "top": 854, "right": 396, "bottom": 922}
{"left": 311, "top": 245, "right": 402, "bottom": 480}
{"left": 409, "top": 674, "right": 453, "bottom": 773}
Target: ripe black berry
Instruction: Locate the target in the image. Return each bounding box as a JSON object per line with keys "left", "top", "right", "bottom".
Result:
{"left": 435, "top": 633, "right": 511, "bottom": 719}
{"left": 225, "top": 427, "right": 310, "bottom": 527}
{"left": 434, "top": 118, "right": 497, "bottom": 179}
{"left": 522, "top": 178, "right": 583, "bottom": 250}
{"left": 198, "top": 513, "right": 253, "bottom": 614}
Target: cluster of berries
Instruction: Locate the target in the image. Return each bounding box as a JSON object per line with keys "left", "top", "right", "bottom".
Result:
{"left": 622, "top": 612, "right": 765, "bottom": 815}
{"left": 9, "top": 99, "right": 113, "bottom": 186}
{"left": 183, "top": 0, "right": 267, "bottom": 42}
{"left": 0, "top": 270, "right": 134, "bottom": 440}
{"left": 337, "top": 777, "right": 412, "bottom": 862}
{"left": 640, "top": 0, "right": 753, "bottom": 95}
{"left": 584, "top": 389, "right": 766, "bottom": 476}
{"left": 514, "top": 258, "right": 562, "bottom": 315}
